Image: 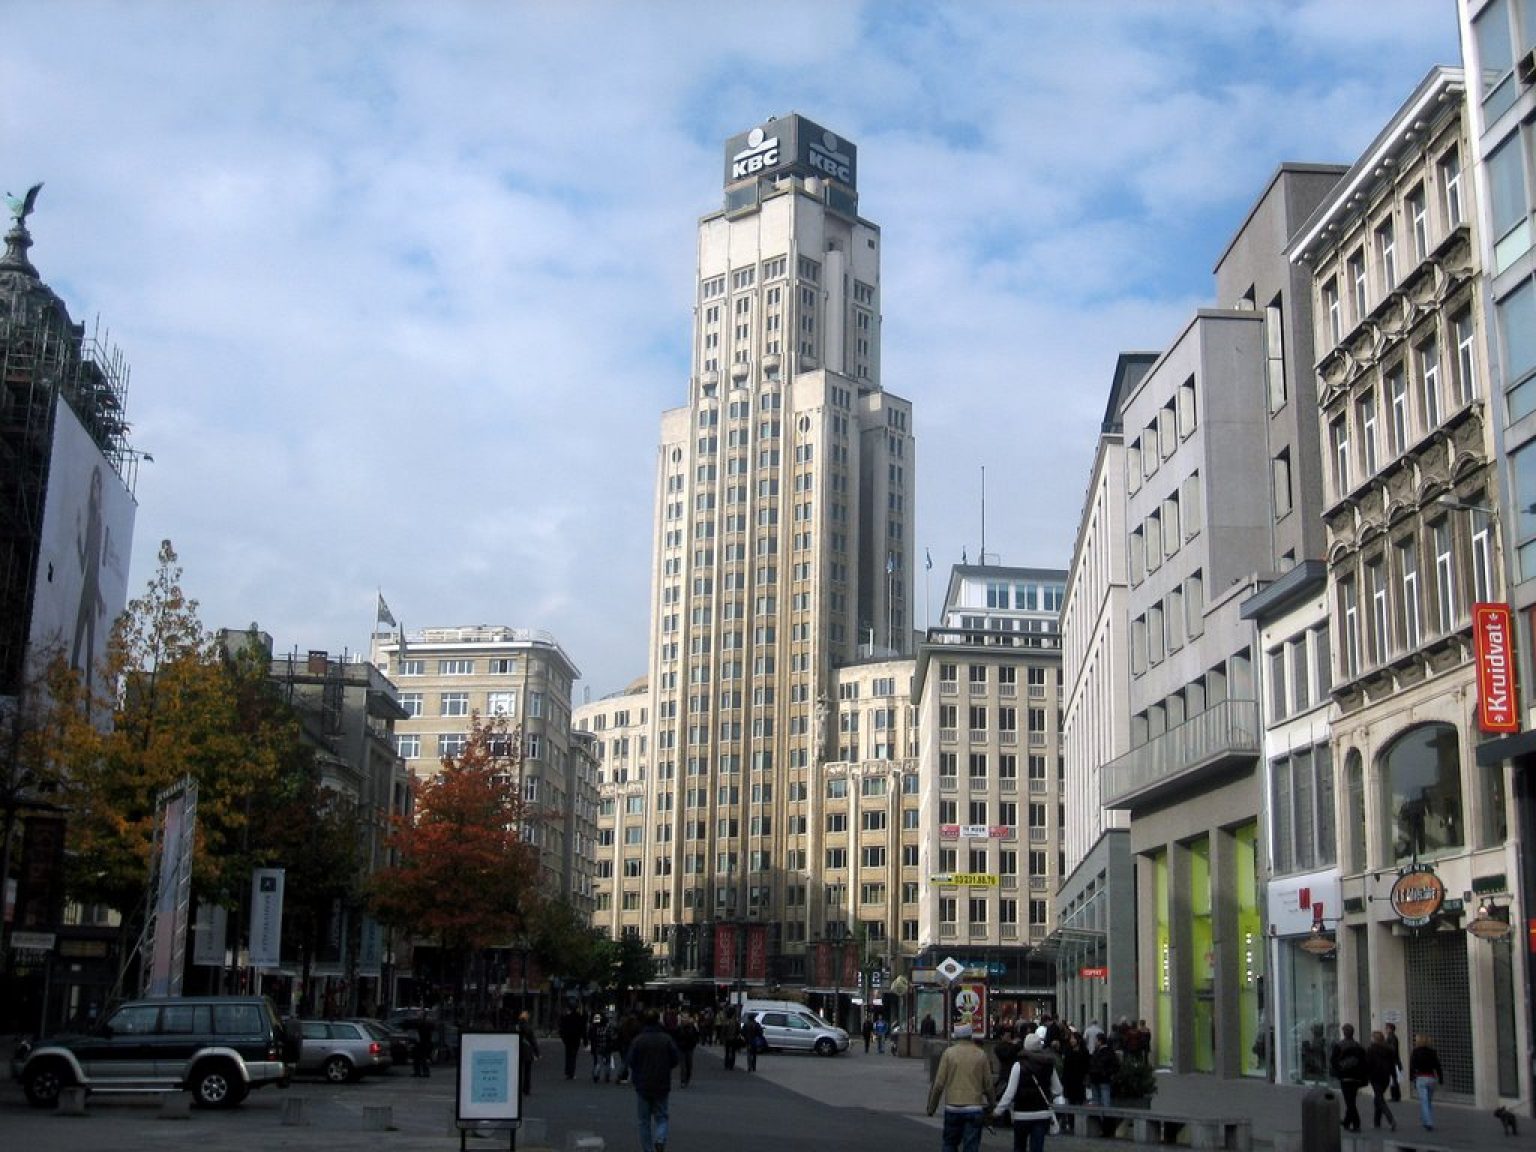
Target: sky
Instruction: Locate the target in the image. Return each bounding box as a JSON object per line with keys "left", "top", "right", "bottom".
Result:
{"left": 4, "top": 1, "right": 1461, "bottom": 701}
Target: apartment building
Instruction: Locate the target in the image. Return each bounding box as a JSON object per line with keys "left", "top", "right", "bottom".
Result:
{"left": 1290, "top": 64, "right": 1526, "bottom": 1107}
{"left": 1053, "top": 353, "right": 1153, "bottom": 1034}
{"left": 371, "top": 625, "right": 595, "bottom": 917}
{"left": 574, "top": 680, "right": 650, "bottom": 942}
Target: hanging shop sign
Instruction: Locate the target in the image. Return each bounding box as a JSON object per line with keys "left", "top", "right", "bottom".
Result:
{"left": 1474, "top": 602, "right": 1519, "bottom": 733}
{"left": 1389, "top": 865, "right": 1446, "bottom": 928}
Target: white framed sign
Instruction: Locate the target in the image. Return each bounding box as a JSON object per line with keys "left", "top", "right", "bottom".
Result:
{"left": 456, "top": 1031, "right": 521, "bottom": 1124}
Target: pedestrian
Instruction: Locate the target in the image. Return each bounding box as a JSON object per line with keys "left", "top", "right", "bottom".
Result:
{"left": 615, "top": 1009, "right": 642, "bottom": 1084}
{"left": 1366, "top": 1030, "right": 1397, "bottom": 1131}
{"left": 743, "top": 1011, "right": 765, "bottom": 1072}
{"left": 625, "top": 1009, "right": 680, "bottom": 1152}
{"left": 719, "top": 1006, "right": 742, "bottom": 1071}
{"left": 412, "top": 1013, "right": 433, "bottom": 1078}
{"left": 875, "top": 1015, "right": 888, "bottom": 1054}
{"left": 1329, "top": 1022, "right": 1368, "bottom": 1132}
{"left": 994, "top": 1030, "right": 1063, "bottom": 1152}
{"left": 675, "top": 1010, "right": 699, "bottom": 1087}
{"left": 699, "top": 1006, "right": 715, "bottom": 1046}
{"left": 926, "top": 1023, "right": 996, "bottom": 1152}
{"left": 1408, "top": 1033, "right": 1443, "bottom": 1132}
{"left": 516, "top": 1010, "right": 540, "bottom": 1096}
{"left": 1087, "top": 1033, "right": 1118, "bottom": 1107}
{"left": 1384, "top": 1021, "right": 1403, "bottom": 1101}
{"left": 589, "top": 1013, "right": 612, "bottom": 1083}
{"left": 993, "top": 1023, "right": 1021, "bottom": 1090}
{"left": 1059, "top": 1030, "right": 1089, "bottom": 1134}
{"left": 862, "top": 1015, "right": 874, "bottom": 1053}
{"left": 559, "top": 1002, "right": 587, "bottom": 1080}
{"left": 1082, "top": 1019, "right": 1104, "bottom": 1054}
{"left": 920, "top": 1013, "right": 938, "bottom": 1037}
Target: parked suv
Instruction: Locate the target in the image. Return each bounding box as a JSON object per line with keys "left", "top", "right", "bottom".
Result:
{"left": 11, "top": 995, "right": 298, "bottom": 1109}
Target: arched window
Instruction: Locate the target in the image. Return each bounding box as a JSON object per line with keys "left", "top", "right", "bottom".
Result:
{"left": 1344, "top": 749, "right": 1366, "bottom": 873}
{"left": 1382, "top": 723, "right": 1463, "bottom": 862}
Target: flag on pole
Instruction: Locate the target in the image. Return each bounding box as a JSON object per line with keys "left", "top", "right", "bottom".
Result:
{"left": 376, "top": 593, "right": 397, "bottom": 629}
{"left": 886, "top": 553, "right": 895, "bottom": 575}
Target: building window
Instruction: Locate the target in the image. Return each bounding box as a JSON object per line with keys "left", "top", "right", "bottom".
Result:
{"left": 1367, "top": 558, "right": 1389, "bottom": 666}
{"left": 1387, "top": 367, "right": 1410, "bottom": 456}
{"left": 1440, "top": 147, "right": 1463, "bottom": 229}
{"left": 1330, "top": 415, "right": 1351, "bottom": 498}
{"left": 1376, "top": 217, "right": 1396, "bottom": 293}
{"left": 1357, "top": 389, "right": 1378, "bottom": 476}
{"left": 1348, "top": 248, "right": 1367, "bottom": 321}
{"left": 399, "top": 692, "right": 423, "bottom": 717}
{"left": 1419, "top": 337, "right": 1441, "bottom": 430}
{"left": 439, "top": 658, "right": 474, "bottom": 676}
{"left": 441, "top": 691, "right": 470, "bottom": 717}
{"left": 1340, "top": 575, "right": 1361, "bottom": 678}
{"left": 1407, "top": 183, "right": 1428, "bottom": 261}
{"left": 1384, "top": 723, "right": 1463, "bottom": 862}
{"left": 1452, "top": 311, "right": 1477, "bottom": 406}
{"left": 1322, "top": 278, "right": 1341, "bottom": 344}
{"left": 1273, "top": 450, "right": 1293, "bottom": 518}
{"left": 1397, "top": 537, "right": 1421, "bottom": 651}
{"left": 397, "top": 733, "right": 420, "bottom": 759}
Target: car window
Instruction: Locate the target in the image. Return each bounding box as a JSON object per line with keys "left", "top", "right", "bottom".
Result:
{"left": 301, "top": 1021, "right": 329, "bottom": 1040}
{"left": 108, "top": 1005, "right": 161, "bottom": 1035}
{"left": 160, "top": 1004, "right": 212, "bottom": 1034}
{"left": 360, "top": 1021, "right": 389, "bottom": 1039}
{"left": 761, "top": 1013, "right": 788, "bottom": 1026}
{"left": 329, "top": 1023, "right": 362, "bottom": 1039}
{"left": 213, "top": 1003, "right": 263, "bottom": 1034}
{"left": 787, "top": 1015, "right": 813, "bottom": 1030}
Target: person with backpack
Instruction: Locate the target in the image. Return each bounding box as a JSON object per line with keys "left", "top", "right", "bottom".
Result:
{"left": 675, "top": 1010, "right": 699, "bottom": 1087}
{"left": 718, "top": 1005, "right": 742, "bottom": 1071}
{"left": 1330, "top": 1023, "right": 1369, "bottom": 1132}
{"left": 742, "top": 1011, "right": 766, "bottom": 1072}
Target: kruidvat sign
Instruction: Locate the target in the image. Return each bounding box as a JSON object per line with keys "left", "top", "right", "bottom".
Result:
{"left": 724, "top": 114, "right": 858, "bottom": 190}
{"left": 1474, "top": 602, "right": 1519, "bottom": 733}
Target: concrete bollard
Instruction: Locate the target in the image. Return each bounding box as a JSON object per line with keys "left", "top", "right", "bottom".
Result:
{"left": 158, "top": 1092, "right": 193, "bottom": 1119}
{"left": 57, "top": 1087, "right": 88, "bottom": 1116}
{"left": 363, "top": 1104, "right": 394, "bottom": 1131}
{"left": 280, "top": 1094, "right": 309, "bottom": 1126}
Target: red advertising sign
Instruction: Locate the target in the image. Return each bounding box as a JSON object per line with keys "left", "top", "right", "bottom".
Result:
{"left": 813, "top": 940, "right": 833, "bottom": 987}
{"left": 715, "top": 923, "right": 738, "bottom": 979}
{"left": 745, "top": 923, "right": 767, "bottom": 981}
{"left": 1475, "top": 603, "right": 1519, "bottom": 733}
{"left": 1080, "top": 966, "right": 1108, "bottom": 979}
{"left": 940, "top": 824, "right": 960, "bottom": 840}
{"left": 954, "top": 981, "right": 988, "bottom": 1034}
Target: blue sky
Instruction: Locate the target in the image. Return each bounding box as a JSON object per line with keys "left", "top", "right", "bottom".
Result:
{"left": 4, "top": 1, "right": 1459, "bottom": 698}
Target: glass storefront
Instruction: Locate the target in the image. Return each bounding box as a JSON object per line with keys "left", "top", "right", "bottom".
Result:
{"left": 1278, "top": 939, "right": 1337, "bottom": 1084}
{"left": 1190, "top": 837, "right": 1214, "bottom": 1072}
{"left": 1155, "top": 849, "right": 1171, "bottom": 1064}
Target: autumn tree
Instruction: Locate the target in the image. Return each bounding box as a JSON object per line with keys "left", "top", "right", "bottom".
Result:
{"left": 46, "top": 543, "right": 294, "bottom": 922}
{"left": 369, "top": 712, "right": 540, "bottom": 1014}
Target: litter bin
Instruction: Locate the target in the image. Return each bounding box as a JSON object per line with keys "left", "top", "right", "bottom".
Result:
{"left": 1301, "top": 1087, "right": 1341, "bottom": 1152}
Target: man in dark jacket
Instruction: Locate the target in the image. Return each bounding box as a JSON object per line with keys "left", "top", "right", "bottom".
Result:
{"left": 559, "top": 1003, "right": 587, "bottom": 1080}
{"left": 1366, "top": 1030, "right": 1397, "bottom": 1131}
{"left": 1330, "top": 1023, "right": 1369, "bottom": 1132}
{"left": 626, "top": 1010, "right": 680, "bottom": 1152}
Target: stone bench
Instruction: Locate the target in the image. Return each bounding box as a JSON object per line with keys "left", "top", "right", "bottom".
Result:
{"left": 1055, "top": 1104, "right": 1252, "bottom": 1151}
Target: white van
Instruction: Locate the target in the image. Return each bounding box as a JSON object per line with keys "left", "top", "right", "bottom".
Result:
{"left": 741, "top": 1002, "right": 849, "bottom": 1056}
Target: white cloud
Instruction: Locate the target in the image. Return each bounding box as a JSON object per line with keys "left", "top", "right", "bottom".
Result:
{"left": 2, "top": 0, "right": 1460, "bottom": 694}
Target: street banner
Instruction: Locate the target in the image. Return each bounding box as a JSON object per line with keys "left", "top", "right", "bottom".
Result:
{"left": 715, "top": 922, "right": 739, "bottom": 978}
{"left": 841, "top": 940, "right": 859, "bottom": 988}
{"left": 193, "top": 902, "right": 227, "bottom": 967}
{"left": 250, "top": 867, "right": 286, "bottom": 969}
{"left": 146, "top": 780, "right": 197, "bottom": 997}
{"left": 358, "top": 915, "right": 383, "bottom": 978}
{"left": 745, "top": 923, "right": 767, "bottom": 981}
{"left": 813, "top": 940, "right": 833, "bottom": 987}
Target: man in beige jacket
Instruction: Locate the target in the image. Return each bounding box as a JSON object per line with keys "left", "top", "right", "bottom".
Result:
{"left": 925, "top": 1024, "right": 996, "bottom": 1152}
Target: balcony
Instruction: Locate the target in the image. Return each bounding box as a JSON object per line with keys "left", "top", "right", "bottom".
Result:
{"left": 1100, "top": 699, "right": 1261, "bottom": 810}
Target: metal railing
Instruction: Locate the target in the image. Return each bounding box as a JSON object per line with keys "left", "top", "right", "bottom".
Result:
{"left": 1100, "top": 698, "right": 1260, "bottom": 808}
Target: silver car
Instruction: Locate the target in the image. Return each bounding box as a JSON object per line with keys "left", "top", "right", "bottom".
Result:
{"left": 747, "top": 1008, "right": 850, "bottom": 1056}
{"left": 296, "top": 1019, "right": 390, "bottom": 1082}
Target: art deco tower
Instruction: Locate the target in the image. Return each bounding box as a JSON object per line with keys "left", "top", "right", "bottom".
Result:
{"left": 641, "top": 115, "right": 915, "bottom": 984}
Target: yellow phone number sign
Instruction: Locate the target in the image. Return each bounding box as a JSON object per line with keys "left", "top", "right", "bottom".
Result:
{"left": 929, "top": 873, "right": 999, "bottom": 887}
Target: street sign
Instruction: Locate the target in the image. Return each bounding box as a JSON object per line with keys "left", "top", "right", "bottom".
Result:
{"left": 9, "top": 931, "right": 55, "bottom": 952}
{"left": 937, "top": 956, "right": 964, "bottom": 984}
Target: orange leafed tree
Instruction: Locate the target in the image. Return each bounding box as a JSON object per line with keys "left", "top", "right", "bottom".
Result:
{"left": 369, "top": 713, "right": 541, "bottom": 994}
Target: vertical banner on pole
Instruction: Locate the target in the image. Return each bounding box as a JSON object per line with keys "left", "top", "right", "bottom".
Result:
{"left": 745, "top": 924, "right": 767, "bottom": 982}
{"left": 714, "top": 923, "right": 738, "bottom": 979}
{"left": 146, "top": 780, "right": 197, "bottom": 998}
{"left": 250, "top": 868, "right": 286, "bottom": 969}
{"left": 813, "top": 941, "right": 832, "bottom": 987}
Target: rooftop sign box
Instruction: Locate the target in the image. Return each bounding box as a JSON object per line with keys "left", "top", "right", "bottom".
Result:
{"left": 723, "top": 114, "right": 858, "bottom": 191}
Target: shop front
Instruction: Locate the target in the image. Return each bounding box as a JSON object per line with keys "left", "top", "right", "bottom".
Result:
{"left": 1266, "top": 870, "right": 1341, "bottom": 1085}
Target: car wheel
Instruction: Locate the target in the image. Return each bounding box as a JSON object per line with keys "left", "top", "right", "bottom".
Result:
{"left": 324, "top": 1055, "right": 355, "bottom": 1083}
{"left": 23, "top": 1060, "right": 71, "bottom": 1108}
{"left": 192, "top": 1060, "right": 243, "bottom": 1108}
{"left": 814, "top": 1037, "right": 836, "bottom": 1057}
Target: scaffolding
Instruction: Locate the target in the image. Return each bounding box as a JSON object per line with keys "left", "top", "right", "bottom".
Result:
{"left": 0, "top": 216, "right": 133, "bottom": 694}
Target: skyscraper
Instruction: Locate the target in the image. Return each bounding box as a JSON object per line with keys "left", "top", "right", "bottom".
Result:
{"left": 639, "top": 115, "right": 915, "bottom": 984}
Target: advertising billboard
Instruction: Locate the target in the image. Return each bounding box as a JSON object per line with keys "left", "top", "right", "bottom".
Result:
{"left": 1474, "top": 602, "right": 1518, "bottom": 732}
{"left": 28, "top": 398, "right": 136, "bottom": 707}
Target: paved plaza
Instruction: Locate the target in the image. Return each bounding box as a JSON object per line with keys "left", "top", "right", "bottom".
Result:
{"left": 3, "top": 1036, "right": 1535, "bottom": 1152}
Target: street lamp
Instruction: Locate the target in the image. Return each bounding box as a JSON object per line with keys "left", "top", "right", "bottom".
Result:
{"left": 1298, "top": 907, "right": 1340, "bottom": 956}
{"left": 1467, "top": 894, "right": 1514, "bottom": 941}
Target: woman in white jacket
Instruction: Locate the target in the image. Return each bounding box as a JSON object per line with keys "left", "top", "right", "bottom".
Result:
{"left": 993, "top": 1032, "right": 1064, "bottom": 1152}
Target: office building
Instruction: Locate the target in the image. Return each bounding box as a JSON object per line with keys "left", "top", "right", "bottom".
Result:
{"left": 635, "top": 114, "right": 916, "bottom": 986}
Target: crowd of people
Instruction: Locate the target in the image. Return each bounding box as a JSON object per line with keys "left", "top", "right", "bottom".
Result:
{"left": 927, "top": 1013, "right": 1154, "bottom": 1152}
